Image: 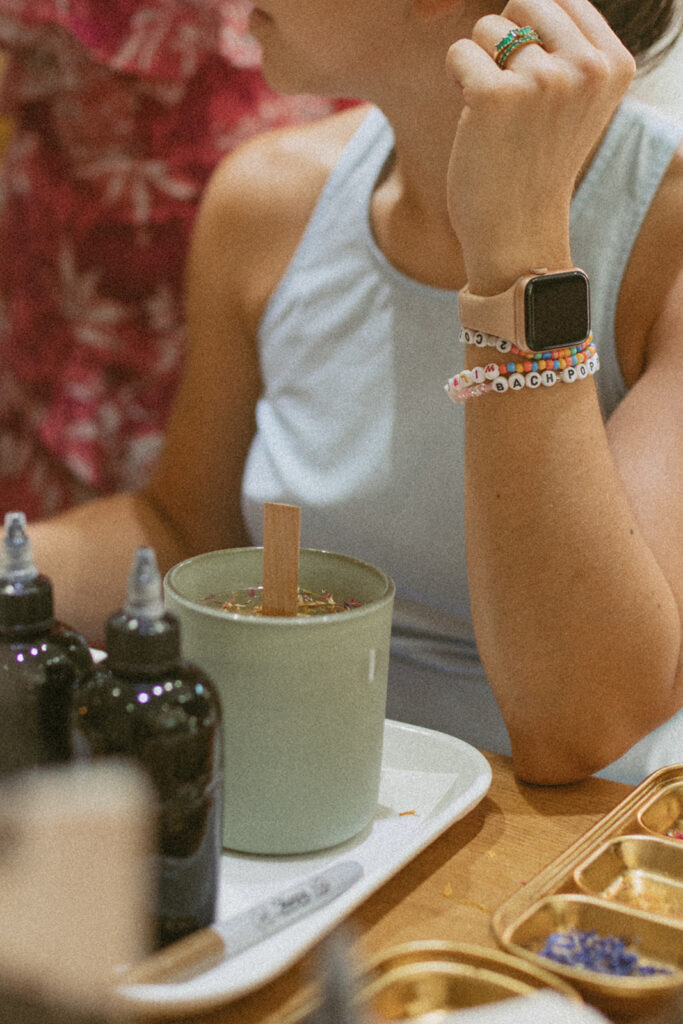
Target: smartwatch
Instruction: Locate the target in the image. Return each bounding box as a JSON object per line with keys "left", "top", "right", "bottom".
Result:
{"left": 458, "top": 268, "right": 590, "bottom": 353}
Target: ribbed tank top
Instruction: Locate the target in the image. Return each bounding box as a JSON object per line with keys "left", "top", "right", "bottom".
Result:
{"left": 242, "top": 98, "right": 683, "bottom": 783}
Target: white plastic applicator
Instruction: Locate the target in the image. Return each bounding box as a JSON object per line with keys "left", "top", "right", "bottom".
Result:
{"left": 1, "top": 511, "right": 39, "bottom": 583}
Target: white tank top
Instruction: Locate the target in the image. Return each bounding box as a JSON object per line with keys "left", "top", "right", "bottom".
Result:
{"left": 242, "top": 98, "right": 683, "bottom": 783}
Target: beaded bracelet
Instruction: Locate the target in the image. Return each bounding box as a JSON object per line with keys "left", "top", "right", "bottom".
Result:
{"left": 450, "top": 338, "right": 597, "bottom": 387}
{"left": 445, "top": 345, "right": 599, "bottom": 403}
{"left": 459, "top": 327, "right": 593, "bottom": 361}
{"left": 447, "top": 340, "right": 598, "bottom": 392}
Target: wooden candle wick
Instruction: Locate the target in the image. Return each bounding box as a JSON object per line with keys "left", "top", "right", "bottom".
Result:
{"left": 262, "top": 503, "right": 300, "bottom": 617}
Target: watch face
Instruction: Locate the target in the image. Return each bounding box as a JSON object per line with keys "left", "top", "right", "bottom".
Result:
{"left": 524, "top": 271, "right": 590, "bottom": 352}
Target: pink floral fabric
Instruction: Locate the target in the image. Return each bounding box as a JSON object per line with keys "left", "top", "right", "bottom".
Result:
{"left": 0, "top": 0, "right": 352, "bottom": 518}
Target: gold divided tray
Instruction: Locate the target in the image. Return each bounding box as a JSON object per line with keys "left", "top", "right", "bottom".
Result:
{"left": 357, "top": 941, "right": 582, "bottom": 1019}
{"left": 286, "top": 940, "right": 582, "bottom": 1023}
{"left": 492, "top": 764, "right": 683, "bottom": 1017}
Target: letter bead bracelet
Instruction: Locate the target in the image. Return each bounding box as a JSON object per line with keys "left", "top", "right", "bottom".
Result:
{"left": 458, "top": 327, "right": 592, "bottom": 360}
{"left": 445, "top": 335, "right": 599, "bottom": 403}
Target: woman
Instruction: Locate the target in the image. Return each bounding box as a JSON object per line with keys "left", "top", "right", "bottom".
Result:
{"left": 0, "top": 0, "right": 351, "bottom": 518}
{"left": 28, "top": 0, "right": 683, "bottom": 785}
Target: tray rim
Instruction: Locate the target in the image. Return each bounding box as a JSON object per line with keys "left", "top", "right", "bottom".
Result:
{"left": 281, "top": 939, "right": 584, "bottom": 1024}
{"left": 492, "top": 763, "right": 683, "bottom": 938}
{"left": 637, "top": 778, "right": 683, "bottom": 836}
{"left": 360, "top": 938, "right": 584, "bottom": 1000}
{"left": 116, "top": 719, "right": 492, "bottom": 1019}
{"left": 572, "top": 830, "right": 683, "bottom": 918}
{"left": 491, "top": 763, "right": 683, "bottom": 1010}
{"left": 500, "top": 892, "right": 683, "bottom": 992}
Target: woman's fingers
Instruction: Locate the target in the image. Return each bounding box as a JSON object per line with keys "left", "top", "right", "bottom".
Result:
{"left": 444, "top": 0, "right": 634, "bottom": 288}
{"left": 446, "top": 36, "right": 499, "bottom": 97}
{"left": 472, "top": 11, "right": 559, "bottom": 59}
{"left": 451, "top": 0, "right": 634, "bottom": 85}
{"left": 506, "top": 0, "right": 628, "bottom": 54}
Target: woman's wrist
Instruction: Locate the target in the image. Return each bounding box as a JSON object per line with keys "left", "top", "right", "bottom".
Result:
{"left": 463, "top": 242, "right": 573, "bottom": 297}
{"left": 458, "top": 210, "right": 573, "bottom": 296}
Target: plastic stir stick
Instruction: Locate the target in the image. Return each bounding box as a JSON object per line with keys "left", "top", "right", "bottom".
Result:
{"left": 262, "top": 502, "right": 301, "bottom": 617}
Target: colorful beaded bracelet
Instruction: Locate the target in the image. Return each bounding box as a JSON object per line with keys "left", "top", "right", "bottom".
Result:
{"left": 445, "top": 346, "right": 599, "bottom": 403}
{"left": 459, "top": 327, "right": 594, "bottom": 362}
{"left": 450, "top": 339, "right": 597, "bottom": 388}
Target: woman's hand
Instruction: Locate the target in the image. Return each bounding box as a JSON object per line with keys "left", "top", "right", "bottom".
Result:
{"left": 446, "top": 0, "right": 635, "bottom": 293}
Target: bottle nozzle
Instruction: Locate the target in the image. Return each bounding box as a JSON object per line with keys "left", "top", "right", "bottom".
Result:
{"left": 1, "top": 511, "right": 39, "bottom": 583}
{"left": 124, "top": 547, "right": 165, "bottom": 621}
{"left": 107, "top": 546, "right": 179, "bottom": 672}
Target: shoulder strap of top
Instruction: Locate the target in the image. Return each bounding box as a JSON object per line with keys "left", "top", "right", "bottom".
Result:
{"left": 260, "top": 106, "right": 394, "bottom": 332}
{"left": 570, "top": 97, "right": 683, "bottom": 413}
{"left": 288, "top": 104, "right": 393, "bottom": 248}
{"left": 572, "top": 97, "right": 683, "bottom": 262}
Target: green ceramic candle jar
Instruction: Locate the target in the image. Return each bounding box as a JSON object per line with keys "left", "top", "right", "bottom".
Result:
{"left": 164, "top": 547, "right": 395, "bottom": 854}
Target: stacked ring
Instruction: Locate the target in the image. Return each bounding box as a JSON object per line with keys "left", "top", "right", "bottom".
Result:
{"left": 494, "top": 26, "right": 543, "bottom": 68}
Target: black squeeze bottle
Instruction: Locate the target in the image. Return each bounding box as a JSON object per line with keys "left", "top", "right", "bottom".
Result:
{"left": 71, "top": 546, "right": 223, "bottom": 949}
{"left": 0, "top": 511, "right": 93, "bottom": 775}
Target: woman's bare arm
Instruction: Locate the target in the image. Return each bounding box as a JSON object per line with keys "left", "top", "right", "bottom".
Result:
{"left": 464, "top": 247, "right": 683, "bottom": 783}
{"left": 28, "top": 110, "right": 364, "bottom": 645}
{"left": 447, "top": 0, "right": 683, "bottom": 781}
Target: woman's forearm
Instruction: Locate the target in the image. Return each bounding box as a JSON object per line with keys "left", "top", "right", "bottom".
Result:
{"left": 28, "top": 491, "right": 191, "bottom": 647}
{"left": 464, "top": 365, "right": 681, "bottom": 783}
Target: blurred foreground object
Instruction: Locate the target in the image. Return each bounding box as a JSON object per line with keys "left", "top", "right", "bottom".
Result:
{"left": 307, "top": 930, "right": 365, "bottom": 1024}
{"left": 0, "top": 760, "right": 154, "bottom": 1020}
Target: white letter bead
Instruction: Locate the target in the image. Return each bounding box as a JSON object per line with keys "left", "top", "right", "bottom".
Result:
{"left": 447, "top": 341, "right": 598, "bottom": 405}
{"left": 496, "top": 339, "right": 513, "bottom": 354}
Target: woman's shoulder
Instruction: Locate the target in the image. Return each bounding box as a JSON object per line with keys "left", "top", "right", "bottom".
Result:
{"left": 194, "top": 104, "right": 370, "bottom": 327}
{"left": 205, "top": 103, "right": 370, "bottom": 226}
{"left": 641, "top": 139, "right": 683, "bottom": 342}
{"left": 618, "top": 136, "right": 683, "bottom": 382}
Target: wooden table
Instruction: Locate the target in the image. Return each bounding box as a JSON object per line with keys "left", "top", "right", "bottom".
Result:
{"left": 147, "top": 753, "right": 681, "bottom": 1024}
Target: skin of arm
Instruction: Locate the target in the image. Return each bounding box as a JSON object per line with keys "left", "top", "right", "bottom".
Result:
{"left": 28, "top": 110, "right": 365, "bottom": 646}
{"left": 446, "top": 0, "right": 683, "bottom": 782}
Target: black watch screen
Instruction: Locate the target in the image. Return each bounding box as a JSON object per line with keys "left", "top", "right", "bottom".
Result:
{"left": 524, "top": 270, "right": 590, "bottom": 352}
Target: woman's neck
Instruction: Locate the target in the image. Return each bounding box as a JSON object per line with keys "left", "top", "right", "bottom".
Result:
{"left": 370, "top": 93, "right": 470, "bottom": 291}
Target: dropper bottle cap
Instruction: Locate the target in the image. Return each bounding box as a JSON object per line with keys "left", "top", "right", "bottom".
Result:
{"left": 0, "top": 511, "right": 53, "bottom": 632}
{"left": 106, "top": 547, "right": 180, "bottom": 675}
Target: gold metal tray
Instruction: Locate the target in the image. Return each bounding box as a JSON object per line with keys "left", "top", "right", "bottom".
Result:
{"left": 638, "top": 781, "right": 683, "bottom": 840}
{"left": 284, "top": 941, "right": 581, "bottom": 1023}
{"left": 575, "top": 834, "right": 683, "bottom": 921}
{"left": 492, "top": 764, "right": 683, "bottom": 1018}
{"left": 359, "top": 941, "right": 581, "bottom": 1020}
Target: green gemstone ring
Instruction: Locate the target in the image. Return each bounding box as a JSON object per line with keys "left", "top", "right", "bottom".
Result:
{"left": 494, "top": 26, "right": 543, "bottom": 68}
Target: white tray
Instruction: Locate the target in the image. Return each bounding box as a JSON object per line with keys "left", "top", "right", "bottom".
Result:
{"left": 118, "top": 719, "right": 492, "bottom": 1018}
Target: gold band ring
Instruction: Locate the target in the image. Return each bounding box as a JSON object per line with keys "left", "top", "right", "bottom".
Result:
{"left": 494, "top": 27, "right": 543, "bottom": 69}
